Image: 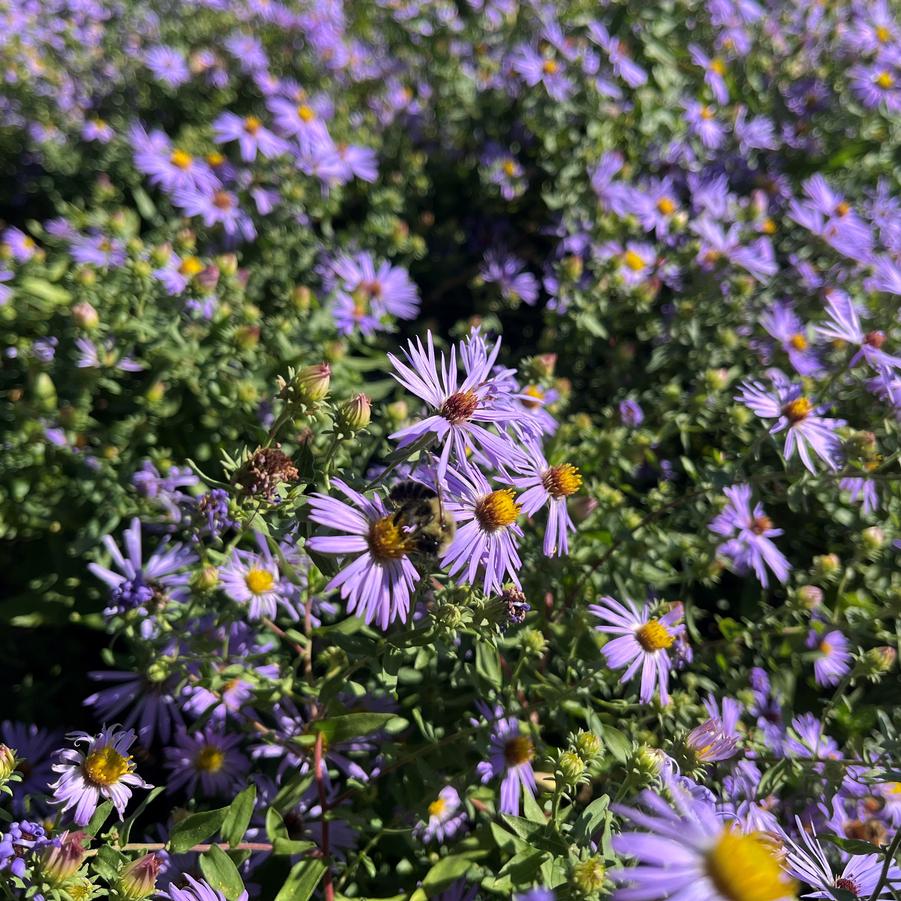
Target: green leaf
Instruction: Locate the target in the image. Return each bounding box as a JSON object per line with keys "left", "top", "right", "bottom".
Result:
{"left": 85, "top": 800, "right": 114, "bottom": 836}
{"left": 301, "top": 713, "right": 399, "bottom": 745}
{"left": 199, "top": 846, "right": 245, "bottom": 901}
{"left": 222, "top": 785, "right": 257, "bottom": 847}
{"left": 169, "top": 806, "right": 229, "bottom": 853}
{"left": 601, "top": 725, "right": 631, "bottom": 763}
{"left": 272, "top": 837, "right": 317, "bottom": 856}
{"left": 274, "top": 859, "right": 326, "bottom": 901}
{"left": 475, "top": 641, "right": 502, "bottom": 688}
{"left": 421, "top": 852, "right": 483, "bottom": 894}
{"left": 818, "top": 833, "right": 883, "bottom": 855}
{"left": 572, "top": 794, "right": 610, "bottom": 843}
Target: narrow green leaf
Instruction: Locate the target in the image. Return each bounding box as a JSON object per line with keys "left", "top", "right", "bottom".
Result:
{"left": 274, "top": 859, "right": 326, "bottom": 901}
{"left": 222, "top": 785, "right": 257, "bottom": 847}
{"left": 169, "top": 806, "right": 229, "bottom": 853}
{"left": 199, "top": 846, "right": 245, "bottom": 901}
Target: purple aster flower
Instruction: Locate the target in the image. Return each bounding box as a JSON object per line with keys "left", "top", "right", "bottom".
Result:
{"left": 849, "top": 62, "right": 901, "bottom": 112}
{"left": 709, "top": 484, "right": 791, "bottom": 587}
{"left": 611, "top": 787, "right": 795, "bottom": 901}
{"left": 50, "top": 726, "right": 151, "bottom": 826}
{"left": 587, "top": 22, "right": 647, "bottom": 87}
{"left": 388, "top": 330, "right": 518, "bottom": 478}
{"left": 325, "top": 252, "right": 420, "bottom": 336}
{"left": 32, "top": 337, "right": 58, "bottom": 363}
{"left": 618, "top": 241, "right": 657, "bottom": 286}
{"left": 868, "top": 256, "right": 901, "bottom": 296}
{"left": 692, "top": 218, "right": 777, "bottom": 282}
{"left": 219, "top": 536, "right": 297, "bottom": 621}
{"left": 689, "top": 44, "right": 730, "bottom": 103}
{"left": 619, "top": 399, "right": 644, "bottom": 427}
{"left": 413, "top": 786, "right": 468, "bottom": 843}
{"left": 473, "top": 703, "right": 537, "bottom": 815}
{"left": 3, "top": 227, "right": 38, "bottom": 262}
{"left": 267, "top": 96, "right": 331, "bottom": 148}
{"left": 782, "top": 817, "right": 901, "bottom": 898}
{"left": 839, "top": 477, "right": 879, "bottom": 513}
{"left": 588, "top": 596, "right": 685, "bottom": 704}
{"left": 314, "top": 141, "right": 379, "bottom": 185}
{"left": 737, "top": 373, "right": 845, "bottom": 472}
{"left": 734, "top": 106, "right": 778, "bottom": 153}
{"left": 685, "top": 718, "right": 739, "bottom": 763}
{"left": 589, "top": 151, "right": 632, "bottom": 215}
{"left": 0, "top": 721, "right": 60, "bottom": 812}
{"left": 307, "top": 478, "right": 420, "bottom": 629}
{"left": 84, "top": 670, "right": 183, "bottom": 746}
{"left": 807, "top": 629, "right": 852, "bottom": 687}
{"left": 501, "top": 440, "right": 581, "bottom": 557}
{"left": 171, "top": 187, "right": 256, "bottom": 241}
{"left": 75, "top": 337, "right": 143, "bottom": 372}
{"left": 225, "top": 32, "right": 268, "bottom": 72}
{"left": 82, "top": 117, "right": 113, "bottom": 143}
{"left": 130, "top": 125, "right": 219, "bottom": 195}
{"left": 816, "top": 288, "right": 901, "bottom": 374}
{"left": 480, "top": 250, "right": 539, "bottom": 306}
{"left": 684, "top": 100, "right": 726, "bottom": 149}
{"left": 0, "top": 269, "right": 12, "bottom": 305}
{"left": 789, "top": 175, "right": 874, "bottom": 260}
{"left": 181, "top": 676, "right": 256, "bottom": 725}
{"left": 784, "top": 713, "right": 840, "bottom": 761}
{"left": 212, "top": 112, "right": 287, "bottom": 162}
{"left": 69, "top": 233, "right": 127, "bottom": 268}
{"left": 760, "top": 301, "right": 821, "bottom": 375}
{"left": 515, "top": 892, "right": 554, "bottom": 901}
{"left": 703, "top": 694, "right": 742, "bottom": 738}
{"left": 0, "top": 820, "right": 56, "bottom": 879}
{"left": 509, "top": 45, "right": 573, "bottom": 100}
{"left": 844, "top": 0, "right": 897, "bottom": 53}
{"left": 88, "top": 517, "right": 197, "bottom": 633}
{"left": 161, "top": 874, "right": 246, "bottom": 901}
{"left": 481, "top": 144, "right": 526, "bottom": 200}
{"left": 163, "top": 728, "right": 248, "bottom": 797}
{"left": 144, "top": 45, "right": 190, "bottom": 86}
{"left": 442, "top": 465, "right": 523, "bottom": 595}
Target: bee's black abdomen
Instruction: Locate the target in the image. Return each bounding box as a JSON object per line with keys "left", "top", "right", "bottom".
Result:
{"left": 388, "top": 479, "right": 437, "bottom": 505}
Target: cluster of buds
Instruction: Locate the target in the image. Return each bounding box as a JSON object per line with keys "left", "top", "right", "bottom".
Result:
{"left": 853, "top": 646, "right": 896, "bottom": 682}
{"left": 233, "top": 445, "right": 299, "bottom": 502}
{"left": 277, "top": 363, "right": 331, "bottom": 407}
{"left": 0, "top": 744, "right": 18, "bottom": 794}
{"left": 571, "top": 855, "right": 608, "bottom": 895}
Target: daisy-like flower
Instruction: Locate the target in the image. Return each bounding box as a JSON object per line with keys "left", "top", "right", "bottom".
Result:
{"left": 502, "top": 441, "right": 581, "bottom": 557}
{"left": 588, "top": 596, "right": 685, "bottom": 705}
{"left": 171, "top": 187, "right": 256, "bottom": 242}
{"left": 807, "top": 630, "right": 852, "bottom": 687}
{"left": 212, "top": 112, "right": 287, "bottom": 162}
{"left": 163, "top": 728, "right": 248, "bottom": 797}
{"left": 684, "top": 100, "right": 726, "bottom": 149}
{"left": 325, "top": 252, "right": 420, "bottom": 336}
{"left": 130, "top": 124, "right": 219, "bottom": 195}
{"left": 781, "top": 818, "right": 901, "bottom": 898}
{"left": 618, "top": 241, "right": 657, "bottom": 286}
{"left": 480, "top": 250, "right": 539, "bottom": 306}
{"left": 0, "top": 721, "right": 61, "bottom": 813}
{"left": 473, "top": 704, "right": 537, "bottom": 815}
{"left": 737, "top": 373, "right": 845, "bottom": 472}
{"left": 413, "top": 786, "right": 468, "bottom": 844}
{"left": 88, "top": 518, "right": 197, "bottom": 635}
{"left": 587, "top": 22, "right": 647, "bottom": 88}
{"left": 161, "top": 874, "right": 247, "bottom": 901}
{"left": 144, "top": 45, "right": 190, "bottom": 86}
{"left": 611, "top": 787, "right": 796, "bottom": 901}
{"left": 709, "top": 485, "right": 791, "bottom": 587}
{"left": 307, "top": 478, "right": 420, "bottom": 629}
{"left": 685, "top": 718, "right": 739, "bottom": 764}
{"left": 388, "top": 330, "right": 518, "bottom": 478}
{"left": 219, "top": 537, "right": 296, "bottom": 621}
{"left": 760, "top": 301, "right": 821, "bottom": 376}
{"left": 816, "top": 289, "right": 901, "bottom": 374}
{"left": 509, "top": 45, "right": 573, "bottom": 100}
{"left": 784, "top": 713, "right": 840, "bottom": 761}
{"left": 442, "top": 466, "right": 523, "bottom": 595}
{"left": 50, "top": 726, "right": 151, "bottom": 826}
{"left": 688, "top": 44, "right": 730, "bottom": 103}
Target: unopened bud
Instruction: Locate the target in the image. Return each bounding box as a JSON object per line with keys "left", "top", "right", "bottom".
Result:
{"left": 0, "top": 744, "right": 16, "bottom": 781}
{"left": 861, "top": 526, "right": 885, "bottom": 552}
{"left": 797, "top": 585, "right": 823, "bottom": 609}
{"left": 632, "top": 744, "right": 665, "bottom": 782}
{"left": 337, "top": 393, "right": 371, "bottom": 432}
{"left": 40, "top": 831, "right": 87, "bottom": 884}
{"left": 860, "top": 646, "right": 896, "bottom": 679}
{"left": 557, "top": 750, "right": 586, "bottom": 785}
{"left": 118, "top": 853, "right": 161, "bottom": 899}
{"left": 235, "top": 324, "right": 260, "bottom": 350}
{"left": 572, "top": 856, "right": 607, "bottom": 893}
{"left": 295, "top": 363, "right": 331, "bottom": 403}
{"left": 217, "top": 253, "right": 238, "bottom": 276}
{"left": 194, "top": 565, "right": 219, "bottom": 591}
{"left": 293, "top": 285, "right": 312, "bottom": 312}
{"left": 72, "top": 302, "right": 99, "bottom": 329}
{"left": 574, "top": 731, "right": 603, "bottom": 761}
{"left": 386, "top": 400, "right": 408, "bottom": 424}
{"left": 521, "top": 627, "right": 547, "bottom": 656}
{"left": 812, "top": 553, "right": 841, "bottom": 582}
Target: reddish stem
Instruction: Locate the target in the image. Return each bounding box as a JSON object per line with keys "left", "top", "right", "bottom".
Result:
{"left": 314, "top": 732, "right": 334, "bottom": 901}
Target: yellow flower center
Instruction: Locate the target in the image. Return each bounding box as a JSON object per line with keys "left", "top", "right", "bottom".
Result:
{"left": 179, "top": 256, "right": 205, "bottom": 277}
{"left": 83, "top": 745, "right": 131, "bottom": 786}
{"left": 368, "top": 515, "right": 413, "bottom": 561}
{"left": 705, "top": 829, "right": 794, "bottom": 901}
{"left": 789, "top": 333, "right": 808, "bottom": 350}
{"left": 710, "top": 58, "right": 726, "bottom": 75}
{"left": 624, "top": 249, "right": 646, "bottom": 272}
{"left": 440, "top": 389, "right": 479, "bottom": 424}
{"left": 751, "top": 515, "right": 773, "bottom": 535}
{"left": 92, "top": 117, "right": 106, "bottom": 129}
{"left": 835, "top": 200, "right": 850, "bottom": 217}
{"left": 213, "top": 191, "right": 233, "bottom": 209}
{"left": 504, "top": 735, "right": 534, "bottom": 766}
{"left": 700, "top": 105, "right": 714, "bottom": 120}
{"left": 244, "top": 568, "right": 275, "bottom": 595}
{"left": 820, "top": 640, "right": 832, "bottom": 654}
{"left": 657, "top": 197, "right": 676, "bottom": 215}
{"left": 428, "top": 797, "right": 447, "bottom": 817}
{"left": 542, "top": 59, "right": 558, "bottom": 75}
{"left": 761, "top": 218, "right": 777, "bottom": 235}
{"left": 542, "top": 463, "right": 582, "bottom": 498}
{"left": 635, "top": 619, "right": 674, "bottom": 652}
{"left": 297, "top": 104, "right": 315, "bottom": 122}
{"left": 781, "top": 396, "right": 813, "bottom": 423}
{"left": 196, "top": 745, "right": 225, "bottom": 773}
{"left": 522, "top": 385, "right": 545, "bottom": 409}
{"left": 889, "top": 782, "right": 901, "bottom": 795}
{"left": 875, "top": 71, "right": 894, "bottom": 89}
{"left": 475, "top": 489, "right": 521, "bottom": 531}
{"left": 207, "top": 151, "right": 225, "bottom": 167}
{"left": 502, "top": 159, "right": 518, "bottom": 176}
{"left": 876, "top": 25, "right": 890, "bottom": 42}
{"left": 244, "top": 115, "right": 262, "bottom": 134}
{"left": 170, "top": 149, "right": 193, "bottom": 169}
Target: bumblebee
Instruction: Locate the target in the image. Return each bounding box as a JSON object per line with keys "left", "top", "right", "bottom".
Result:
{"left": 387, "top": 480, "right": 456, "bottom": 557}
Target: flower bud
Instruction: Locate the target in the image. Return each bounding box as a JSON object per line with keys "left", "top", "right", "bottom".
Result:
{"left": 631, "top": 744, "right": 665, "bottom": 782}
{"left": 812, "top": 553, "right": 841, "bottom": 582}
{"left": 77, "top": 267, "right": 97, "bottom": 286}
{"left": 557, "top": 750, "right": 586, "bottom": 785}
{"left": 193, "top": 565, "right": 219, "bottom": 591}
{"left": 118, "top": 853, "right": 161, "bottom": 900}
{"left": 40, "top": 831, "right": 87, "bottom": 884}
{"left": 385, "top": 400, "right": 408, "bottom": 424}
{"left": 0, "top": 744, "right": 16, "bottom": 781}
{"left": 337, "top": 393, "right": 371, "bottom": 432}
{"left": 295, "top": 363, "right": 331, "bottom": 403}
{"left": 235, "top": 324, "right": 260, "bottom": 350}
{"left": 574, "top": 731, "right": 603, "bottom": 761}
{"left": 572, "top": 856, "right": 607, "bottom": 893}
{"left": 217, "top": 253, "right": 238, "bottom": 277}
{"left": 858, "top": 646, "right": 896, "bottom": 681}
{"left": 293, "top": 285, "right": 312, "bottom": 312}
{"left": 520, "top": 627, "right": 547, "bottom": 657}
{"left": 797, "top": 585, "right": 823, "bottom": 610}
{"left": 72, "top": 302, "right": 99, "bottom": 329}
{"left": 861, "top": 526, "right": 885, "bottom": 553}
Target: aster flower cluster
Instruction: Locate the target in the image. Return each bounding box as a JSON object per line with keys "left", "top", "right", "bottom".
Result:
{"left": 1, "top": 0, "right": 901, "bottom": 900}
